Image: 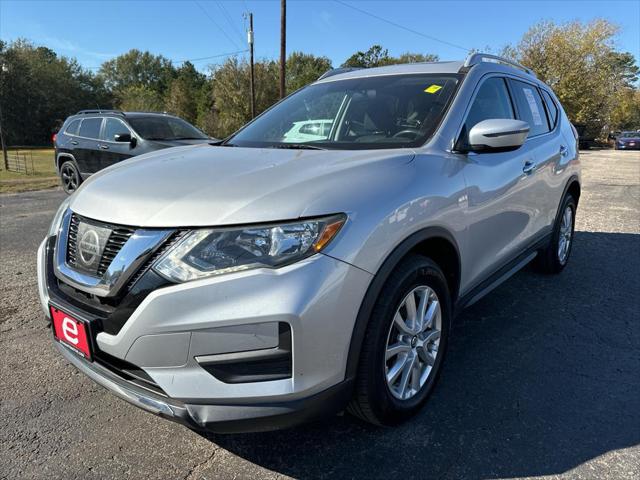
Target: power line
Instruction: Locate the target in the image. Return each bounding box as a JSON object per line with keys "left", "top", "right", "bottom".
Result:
{"left": 215, "top": 0, "right": 246, "bottom": 45}
{"left": 84, "top": 49, "right": 248, "bottom": 71}
{"left": 173, "top": 49, "right": 249, "bottom": 64}
{"left": 333, "top": 0, "right": 471, "bottom": 53}
{"left": 194, "top": 0, "right": 242, "bottom": 50}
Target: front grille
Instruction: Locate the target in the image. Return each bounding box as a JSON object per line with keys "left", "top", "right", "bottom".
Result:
{"left": 66, "top": 214, "right": 80, "bottom": 267}
{"left": 97, "top": 225, "right": 136, "bottom": 276}
{"left": 66, "top": 213, "right": 135, "bottom": 276}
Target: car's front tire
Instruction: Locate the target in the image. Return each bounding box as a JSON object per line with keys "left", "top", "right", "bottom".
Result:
{"left": 59, "top": 160, "right": 81, "bottom": 195}
{"left": 535, "top": 193, "right": 576, "bottom": 274}
{"left": 348, "top": 254, "right": 450, "bottom": 426}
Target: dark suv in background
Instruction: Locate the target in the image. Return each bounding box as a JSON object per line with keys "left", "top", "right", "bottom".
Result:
{"left": 54, "top": 110, "right": 214, "bottom": 193}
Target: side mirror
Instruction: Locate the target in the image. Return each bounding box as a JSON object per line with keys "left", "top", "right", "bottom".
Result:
{"left": 114, "top": 133, "right": 132, "bottom": 143}
{"left": 467, "top": 119, "right": 529, "bottom": 153}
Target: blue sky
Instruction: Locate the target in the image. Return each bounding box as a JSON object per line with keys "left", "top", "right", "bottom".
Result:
{"left": 1, "top": 0, "right": 639, "bottom": 72}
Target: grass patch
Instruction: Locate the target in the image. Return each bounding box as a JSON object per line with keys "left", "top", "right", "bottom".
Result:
{"left": 0, "top": 148, "right": 59, "bottom": 194}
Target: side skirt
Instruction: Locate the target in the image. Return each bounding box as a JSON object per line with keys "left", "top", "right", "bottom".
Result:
{"left": 455, "top": 232, "right": 551, "bottom": 314}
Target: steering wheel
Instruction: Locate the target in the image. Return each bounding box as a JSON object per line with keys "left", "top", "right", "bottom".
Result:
{"left": 392, "top": 129, "right": 421, "bottom": 139}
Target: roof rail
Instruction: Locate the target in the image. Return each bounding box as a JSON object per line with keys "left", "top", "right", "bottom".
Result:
{"left": 76, "top": 109, "right": 125, "bottom": 116}
{"left": 317, "top": 67, "right": 362, "bottom": 81}
{"left": 462, "top": 53, "right": 536, "bottom": 77}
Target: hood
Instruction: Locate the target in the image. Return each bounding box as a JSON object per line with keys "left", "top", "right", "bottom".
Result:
{"left": 618, "top": 136, "right": 640, "bottom": 142}
{"left": 70, "top": 144, "right": 415, "bottom": 227}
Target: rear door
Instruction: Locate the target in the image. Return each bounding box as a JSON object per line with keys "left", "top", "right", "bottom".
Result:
{"left": 75, "top": 117, "right": 103, "bottom": 174}
{"left": 507, "top": 79, "right": 564, "bottom": 235}
{"left": 98, "top": 118, "right": 137, "bottom": 169}
{"left": 458, "top": 76, "right": 541, "bottom": 287}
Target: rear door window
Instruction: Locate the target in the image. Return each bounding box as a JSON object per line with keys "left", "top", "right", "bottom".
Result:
{"left": 78, "top": 118, "right": 103, "bottom": 139}
{"left": 65, "top": 119, "right": 81, "bottom": 136}
{"left": 509, "top": 80, "right": 550, "bottom": 136}
{"left": 541, "top": 90, "right": 558, "bottom": 129}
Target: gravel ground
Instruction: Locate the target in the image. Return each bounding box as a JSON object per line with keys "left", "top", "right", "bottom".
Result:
{"left": 1, "top": 149, "right": 639, "bottom": 480}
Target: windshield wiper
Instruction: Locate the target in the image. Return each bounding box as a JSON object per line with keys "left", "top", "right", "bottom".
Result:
{"left": 209, "top": 140, "right": 237, "bottom": 147}
{"left": 269, "top": 143, "right": 327, "bottom": 150}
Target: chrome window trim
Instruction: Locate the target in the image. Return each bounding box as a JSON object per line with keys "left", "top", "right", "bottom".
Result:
{"left": 63, "top": 116, "right": 142, "bottom": 143}
{"left": 53, "top": 209, "right": 174, "bottom": 297}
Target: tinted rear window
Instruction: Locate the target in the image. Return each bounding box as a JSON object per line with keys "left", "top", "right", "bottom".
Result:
{"left": 78, "top": 118, "right": 103, "bottom": 139}
{"left": 65, "top": 119, "right": 81, "bottom": 135}
{"left": 541, "top": 90, "right": 558, "bottom": 128}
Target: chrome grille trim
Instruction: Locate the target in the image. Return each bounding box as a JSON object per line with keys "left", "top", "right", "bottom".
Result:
{"left": 67, "top": 213, "right": 137, "bottom": 275}
{"left": 54, "top": 209, "right": 174, "bottom": 298}
{"left": 67, "top": 214, "right": 80, "bottom": 267}
{"left": 97, "top": 225, "right": 136, "bottom": 276}
{"left": 126, "top": 229, "right": 188, "bottom": 290}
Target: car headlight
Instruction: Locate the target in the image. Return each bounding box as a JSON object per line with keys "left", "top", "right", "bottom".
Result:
{"left": 153, "top": 214, "right": 346, "bottom": 283}
{"left": 48, "top": 197, "right": 72, "bottom": 237}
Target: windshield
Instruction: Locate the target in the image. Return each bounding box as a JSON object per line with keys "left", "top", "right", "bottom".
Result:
{"left": 227, "top": 74, "right": 460, "bottom": 150}
{"left": 128, "top": 116, "right": 208, "bottom": 141}
{"left": 620, "top": 132, "right": 639, "bottom": 138}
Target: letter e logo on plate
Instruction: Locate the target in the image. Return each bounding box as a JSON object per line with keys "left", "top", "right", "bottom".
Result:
{"left": 50, "top": 307, "right": 92, "bottom": 359}
{"left": 61, "top": 317, "right": 79, "bottom": 345}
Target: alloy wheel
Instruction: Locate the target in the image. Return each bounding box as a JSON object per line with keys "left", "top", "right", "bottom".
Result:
{"left": 61, "top": 163, "right": 79, "bottom": 193}
{"left": 557, "top": 205, "right": 573, "bottom": 264}
{"left": 385, "top": 285, "right": 442, "bottom": 400}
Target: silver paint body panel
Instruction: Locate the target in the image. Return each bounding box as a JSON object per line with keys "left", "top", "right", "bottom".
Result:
{"left": 39, "top": 60, "right": 580, "bottom": 407}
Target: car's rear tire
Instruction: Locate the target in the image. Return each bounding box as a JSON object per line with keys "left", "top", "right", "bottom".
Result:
{"left": 348, "top": 254, "right": 451, "bottom": 426}
{"left": 59, "top": 160, "right": 81, "bottom": 194}
{"left": 534, "top": 194, "right": 576, "bottom": 274}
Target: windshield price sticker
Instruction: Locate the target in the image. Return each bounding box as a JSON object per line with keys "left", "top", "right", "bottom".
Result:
{"left": 424, "top": 84, "right": 443, "bottom": 94}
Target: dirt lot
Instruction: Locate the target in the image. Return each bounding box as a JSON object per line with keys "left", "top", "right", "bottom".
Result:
{"left": 1, "top": 149, "right": 639, "bottom": 480}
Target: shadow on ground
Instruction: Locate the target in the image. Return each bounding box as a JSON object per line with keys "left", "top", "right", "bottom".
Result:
{"left": 209, "top": 231, "right": 640, "bottom": 479}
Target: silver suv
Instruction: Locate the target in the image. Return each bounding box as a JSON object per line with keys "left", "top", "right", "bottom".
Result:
{"left": 38, "top": 54, "right": 580, "bottom": 433}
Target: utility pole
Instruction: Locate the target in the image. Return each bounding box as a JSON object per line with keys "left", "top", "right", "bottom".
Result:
{"left": 248, "top": 12, "right": 256, "bottom": 119}
{"left": 279, "top": 0, "right": 286, "bottom": 99}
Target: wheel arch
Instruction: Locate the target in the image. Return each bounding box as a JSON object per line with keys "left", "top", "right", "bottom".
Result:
{"left": 345, "top": 226, "right": 461, "bottom": 380}
{"left": 56, "top": 152, "right": 78, "bottom": 171}
{"left": 555, "top": 175, "right": 581, "bottom": 225}
{"left": 566, "top": 177, "right": 581, "bottom": 206}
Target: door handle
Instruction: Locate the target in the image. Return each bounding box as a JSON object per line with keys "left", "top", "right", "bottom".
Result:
{"left": 560, "top": 145, "right": 568, "bottom": 157}
{"left": 70, "top": 140, "right": 78, "bottom": 145}
{"left": 523, "top": 160, "right": 536, "bottom": 175}
{"left": 99, "top": 144, "right": 109, "bottom": 150}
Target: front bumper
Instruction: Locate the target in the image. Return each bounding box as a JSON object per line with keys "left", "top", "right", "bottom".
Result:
{"left": 54, "top": 341, "right": 353, "bottom": 433}
{"left": 38, "top": 237, "right": 372, "bottom": 431}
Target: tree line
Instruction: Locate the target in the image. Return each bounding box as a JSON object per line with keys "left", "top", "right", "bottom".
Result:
{"left": 0, "top": 19, "right": 638, "bottom": 146}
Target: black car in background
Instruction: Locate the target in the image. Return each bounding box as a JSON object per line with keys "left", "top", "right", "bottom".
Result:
{"left": 54, "top": 110, "right": 214, "bottom": 193}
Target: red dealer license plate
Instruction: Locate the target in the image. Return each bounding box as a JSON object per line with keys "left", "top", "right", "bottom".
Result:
{"left": 50, "top": 306, "right": 92, "bottom": 360}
